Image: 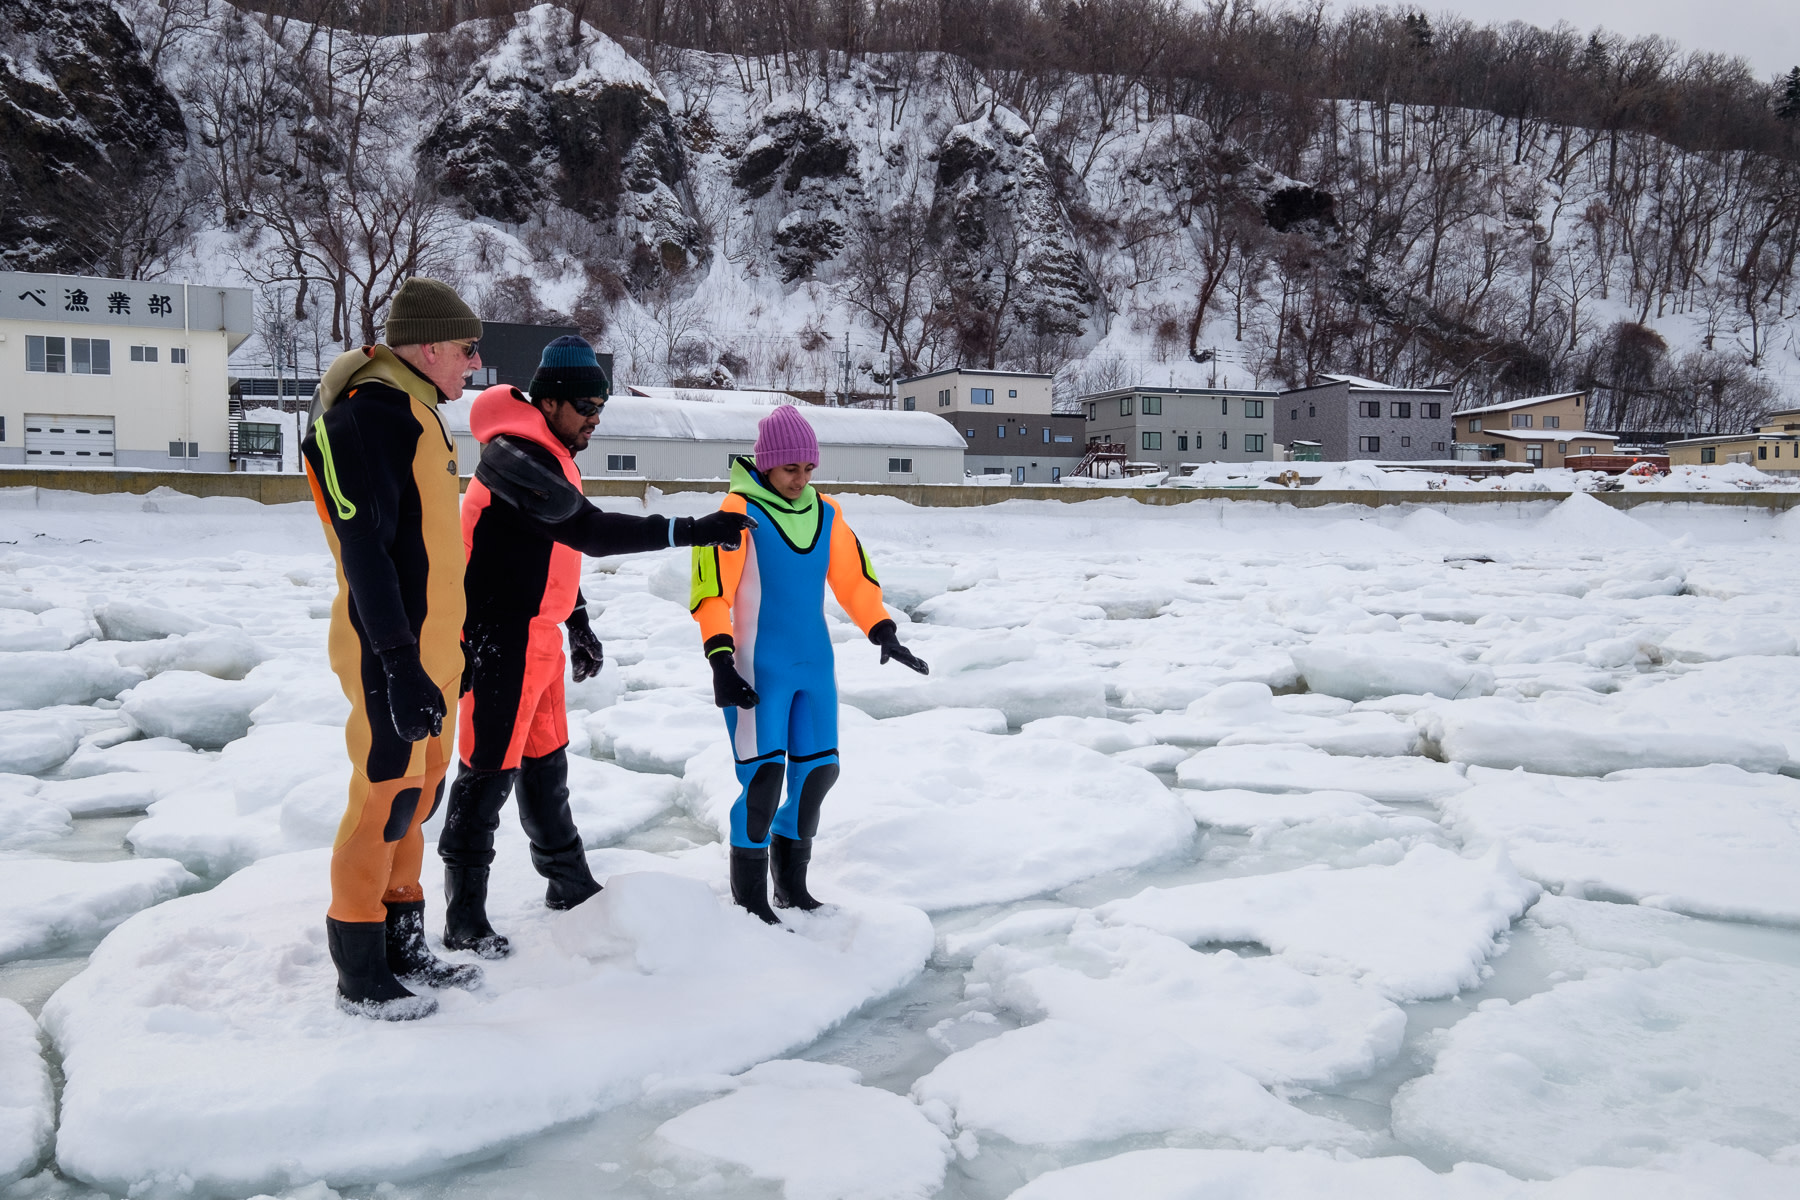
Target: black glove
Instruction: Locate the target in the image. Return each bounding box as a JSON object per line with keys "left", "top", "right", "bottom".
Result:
{"left": 567, "top": 610, "right": 603, "bottom": 682}
{"left": 675, "top": 511, "right": 758, "bottom": 550}
{"left": 459, "top": 640, "right": 474, "bottom": 696}
{"left": 869, "top": 618, "right": 929, "bottom": 675}
{"left": 709, "top": 651, "right": 760, "bottom": 709}
{"left": 376, "top": 644, "right": 445, "bottom": 742}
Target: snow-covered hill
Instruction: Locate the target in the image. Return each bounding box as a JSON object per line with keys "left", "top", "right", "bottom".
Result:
{"left": 4, "top": 0, "right": 1797, "bottom": 424}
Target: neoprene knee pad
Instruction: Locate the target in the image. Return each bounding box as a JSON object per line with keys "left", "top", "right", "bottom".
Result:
{"left": 744, "top": 761, "right": 786, "bottom": 845}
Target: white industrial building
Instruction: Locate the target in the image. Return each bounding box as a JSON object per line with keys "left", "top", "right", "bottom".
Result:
{"left": 440, "top": 388, "right": 966, "bottom": 483}
{"left": 0, "top": 271, "right": 253, "bottom": 471}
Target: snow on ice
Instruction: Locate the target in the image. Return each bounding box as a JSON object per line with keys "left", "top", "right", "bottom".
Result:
{"left": 6, "top": 486, "right": 1800, "bottom": 1197}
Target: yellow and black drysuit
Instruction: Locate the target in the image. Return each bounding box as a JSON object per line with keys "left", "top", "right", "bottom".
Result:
{"left": 301, "top": 345, "right": 475, "bottom": 1018}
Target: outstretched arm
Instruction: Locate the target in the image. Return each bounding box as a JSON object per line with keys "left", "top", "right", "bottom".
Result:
{"left": 823, "top": 496, "right": 927, "bottom": 674}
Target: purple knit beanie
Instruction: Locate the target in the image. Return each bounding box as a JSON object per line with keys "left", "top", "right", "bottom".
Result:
{"left": 755, "top": 404, "right": 820, "bottom": 472}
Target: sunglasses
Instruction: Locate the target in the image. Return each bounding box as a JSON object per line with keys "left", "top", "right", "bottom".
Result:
{"left": 448, "top": 339, "right": 480, "bottom": 359}
{"left": 566, "top": 395, "right": 605, "bottom": 417}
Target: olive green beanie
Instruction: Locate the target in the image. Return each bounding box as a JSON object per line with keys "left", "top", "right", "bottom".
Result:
{"left": 383, "top": 277, "right": 482, "bottom": 347}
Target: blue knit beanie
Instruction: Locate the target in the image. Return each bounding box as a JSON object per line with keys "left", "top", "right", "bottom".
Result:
{"left": 529, "top": 335, "right": 610, "bottom": 402}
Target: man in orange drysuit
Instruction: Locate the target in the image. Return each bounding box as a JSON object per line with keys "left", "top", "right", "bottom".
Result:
{"left": 439, "top": 337, "right": 752, "bottom": 957}
{"left": 301, "top": 277, "right": 483, "bottom": 1021}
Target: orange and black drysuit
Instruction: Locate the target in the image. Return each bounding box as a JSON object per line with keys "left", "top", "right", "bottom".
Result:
{"left": 440, "top": 385, "right": 706, "bottom": 933}
{"left": 301, "top": 346, "right": 464, "bottom": 928}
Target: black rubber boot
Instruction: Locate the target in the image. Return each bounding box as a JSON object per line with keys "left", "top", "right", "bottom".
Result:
{"left": 730, "top": 846, "right": 781, "bottom": 925}
{"left": 386, "top": 900, "right": 483, "bottom": 990}
{"left": 518, "top": 748, "right": 602, "bottom": 910}
{"left": 769, "top": 835, "right": 823, "bottom": 910}
{"left": 439, "top": 766, "right": 517, "bottom": 955}
{"left": 443, "top": 865, "right": 510, "bottom": 959}
{"left": 327, "top": 917, "right": 437, "bottom": 1021}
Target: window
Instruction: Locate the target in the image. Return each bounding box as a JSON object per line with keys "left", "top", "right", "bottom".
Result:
{"left": 1432, "top": 441, "right": 1446, "bottom": 451}
{"left": 1291, "top": 408, "right": 1298, "bottom": 420}
{"left": 1391, "top": 402, "right": 1411, "bottom": 418}
{"left": 1, "top": 416, "right": 5, "bottom": 441}
{"left": 1527, "top": 443, "right": 1544, "bottom": 466}
{"left": 1008, "top": 389, "right": 1018, "bottom": 398}
{"left": 1143, "top": 432, "right": 1162, "bottom": 450}
{"left": 902, "top": 396, "right": 915, "bottom": 411}
{"left": 971, "top": 388, "right": 995, "bottom": 405}
{"left": 1702, "top": 447, "right": 1717, "bottom": 463}
{"left": 1308, "top": 405, "right": 1316, "bottom": 418}
{"left": 1051, "top": 466, "right": 1061, "bottom": 482}
{"left": 1558, "top": 442, "right": 1568, "bottom": 453}
{"left": 1244, "top": 400, "right": 1264, "bottom": 419}
{"left": 1221, "top": 398, "right": 1229, "bottom": 415}
{"left": 983, "top": 466, "right": 1005, "bottom": 475}
{"left": 1358, "top": 400, "right": 1381, "bottom": 418}
{"left": 1177, "top": 435, "right": 1188, "bottom": 451}
{"left": 1423, "top": 402, "right": 1442, "bottom": 418}
{"left": 1042, "top": 428, "right": 1050, "bottom": 443}
{"left": 25, "top": 336, "right": 65, "bottom": 373}
{"left": 1580, "top": 445, "right": 1596, "bottom": 455}
{"left": 965, "top": 428, "right": 975, "bottom": 438}
{"left": 1400, "top": 436, "right": 1412, "bottom": 447}
{"left": 939, "top": 389, "right": 951, "bottom": 407}
{"left": 888, "top": 457, "right": 913, "bottom": 472}
{"left": 1219, "top": 431, "right": 1229, "bottom": 449}
{"left": 1054, "top": 435, "right": 1073, "bottom": 443}
{"left": 1512, "top": 414, "right": 1533, "bottom": 428}
{"left": 170, "top": 347, "right": 187, "bottom": 364}
{"left": 1759, "top": 444, "right": 1768, "bottom": 460}
{"left": 1358, "top": 436, "right": 1381, "bottom": 452}
{"left": 996, "top": 425, "right": 1005, "bottom": 438}
{"left": 1469, "top": 418, "right": 1482, "bottom": 432}
{"left": 167, "top": 441, "right": 198, "bottom": 459}
{"left": 130, "top": 345, "right": 159, "bottom": 363}
{"left": 1087, "top": 402, "right": 1097, "bottom": 421}
{"left": 1245, "top": 434, "right": 1265, "bottom": 452}
{"left": 1142, "top": 395, "right": 1162, "bottom": 415}
{"left": 1119, "top": 396, "right": 1133, "bottom": 416}
{"left": 71, "top": 339, "right": 110, "bottom": 374}
{"left": 1543, "top": 415, "right": 1560, "bottom": 429}
{"left": 606, "top": 454, "right": 637, "bottom": 471}
{"left": 1013, "top": 466, "right": 1026, "bottom": 483}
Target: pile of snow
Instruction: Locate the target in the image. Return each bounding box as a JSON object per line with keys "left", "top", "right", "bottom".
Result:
{"left": 0, "top": 713, "right": 83, "bottom": 776}
{"left": 1132, "top": 681, "right": 1419, "bottom": 756}
{"left": 0, "top": 858, "right": 196, "bottom": 961}
{"left": 1417, "top": 697, "right": 1789, "bottom": 777}
{"left": 120, "top": 670, "right": 275, "bottom": 750}
{"left": 1293, "top": 644, "right": 1495, "bottom": 702}
{"left": 0, "top": 999, "right": 52, "bottom": 1187}
{"left": 44, "top": 851, "right": 932, "bottom": 1194}
{"left": 1175, "top": 743, "right": 1472, "bottom": 804}
{"left": 0, "top": 650, "right": 143, "bottom": 711}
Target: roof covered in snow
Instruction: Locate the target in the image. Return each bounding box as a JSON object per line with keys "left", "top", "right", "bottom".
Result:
{"left": 1318, "top": 373, "right": 1452, "bottom": 393}
{"left": 1471, "top": 429, "right": 1619, "bottom": 443}
{"left": 626, "top": 386, "right": 803, "bottom": 407}
{"left": 1454, "top": 392, "right": 1588, "bottom": 417}
{"left": 598, "top": 396, "right": 967, "bottom": 449}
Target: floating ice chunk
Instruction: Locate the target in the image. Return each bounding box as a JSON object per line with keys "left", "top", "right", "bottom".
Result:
{"left": 54, "top": 736, "right": 208, "bottom": 782}
{"left": 217, "top": 723, "right": 348, "bottom": 814}
{"left": 120, "top": 670, "right": 275, "bottom": 750}
{"left": 876, "top": 563, "right": 954, "bottom": 610}
{"left": 1111, "top": 744, "right": 1191, "bottom": 772}
{"left": 1292, "top": 644, "right": 1494, "bottom": 702}
{"left": 1612, "top": 656, "right": 1800, "bottom": 763}
{"left": 112, "top": 629, "right": 262, "bottom": 680}
{"left": 128, "top": 783, "right": 281, "bottom": 877}
{"left": 962, "top": 920, "right": 1406, "bottom": 1088}
{"left": 656, "top": 1059, "right": 952, "bottom": 1200}
{"left": 1178, "top": 787, "right": 1391, "bottom": 833}
{"left": 1133, "top": 682, "right": 1417, "bottom": 756}
{"left": 1003, "top": 1145, "right": 1800, "bottom": 1199}
{"left": 1100, "top": 845, "right": 1540, "bottom": 1001}
{"left": 0, "top": 649, "right": 143, "bottom": 711}
{"left": 838, "top": 632, "right": 1107, "bottom": 724}
{"left": 248, "top": 659, "right": 351, "bottom": 727}
{"left": 0, "top": 999, "right": 52, "bottom": 1187}
{"left": 0, "top": 713, "right": 83, "bottom": 775}
{"left": 1019, "top": 715, "right": 1154, "bottom": 754}
{"left": 563, "top": 754, "right": 680, "bottom": 845}
{"left": 275, "top": 772, "right": 352, "bottom": 850}
{"left": 0, "top": 781, "right": 71, "bottom": 851}
{"left": 914, "top": 1017, "right": 1359, "bottom": 1150}
{"left": 0, "top": 857, "right": 195, "bottom": 961}
{"left": 93, "top": 600, "right": 207, "bottom": 642}
{"left": 586, "top": 696, "right": 722, "bottom": 774}
{"left": 44, "top": 849, "right": 932, "bottom": 1194}
{"left": 1392, "top": 959, "right": 1800, "bottom": 1178}
{"left": 1440, "top": 766, "right": 1800, "bottom": 923}
{"left": 682, "top": 714, "right": 1194, "bottom": 911}
{"left": 0, "top": 609, "right": 69, "bottom": 652}
{"left": 1416, "top": 697, "right": 1789, "bottom": 777}
{"left": 1176, "top": 744, "right": 1470, "bottom": 804}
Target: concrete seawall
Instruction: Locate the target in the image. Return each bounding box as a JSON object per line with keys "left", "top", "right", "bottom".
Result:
{"left": 4, "top": 466, "right": 1798, "bottom": 512}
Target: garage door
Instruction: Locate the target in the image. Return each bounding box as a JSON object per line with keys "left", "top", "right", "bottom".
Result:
{"left": 24, "top": 414, "right": 116, "bottom": 468}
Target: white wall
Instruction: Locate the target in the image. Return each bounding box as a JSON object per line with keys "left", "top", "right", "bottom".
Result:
{"left": 0, "top": 320, "right": 233, "bottom": 471}
{"left": 573, "top": 437, "right": 962, "bottom": 484}
{"left": 901, "top": 371, "right": 1054, "bottom": 417}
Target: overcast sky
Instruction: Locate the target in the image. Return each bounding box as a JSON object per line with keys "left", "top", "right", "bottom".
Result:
{"left": 1329, "top": 1, "right": 1798, "bottom": 80}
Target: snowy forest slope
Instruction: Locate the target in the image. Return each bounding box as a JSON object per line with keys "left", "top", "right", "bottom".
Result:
{"left": 3, "top": 0, "right": 1799, "bottom": 427}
